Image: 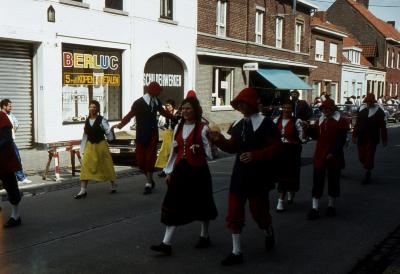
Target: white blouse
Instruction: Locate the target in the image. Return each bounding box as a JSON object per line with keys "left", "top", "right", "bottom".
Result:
{"left": 273, "top": 117, "right": 305, "bottom": 143}
{"left": 163, "top": 123, "right": 213, "bottom": 174}
{"left": 80, "top": 117, "right": 114, "bottom": 153}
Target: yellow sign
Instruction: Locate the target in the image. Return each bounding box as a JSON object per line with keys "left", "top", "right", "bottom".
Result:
{"left": 63, "top": 73, "right": 120, "bottom": 86}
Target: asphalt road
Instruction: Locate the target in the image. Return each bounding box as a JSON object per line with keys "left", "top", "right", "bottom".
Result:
{"left": 0, "top": 127, "right": 400, "bottom": 274}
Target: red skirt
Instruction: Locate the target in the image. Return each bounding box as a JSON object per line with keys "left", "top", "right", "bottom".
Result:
{"left": 358, "top": 138, "right": 377, "bottom": 170}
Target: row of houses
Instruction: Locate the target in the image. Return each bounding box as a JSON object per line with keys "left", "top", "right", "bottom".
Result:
{"left": 0, "top": 0, "right": 399, "bottom": 148}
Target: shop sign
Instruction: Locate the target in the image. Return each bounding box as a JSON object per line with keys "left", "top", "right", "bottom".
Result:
{"left": 62, "top": 44, "right": 122, "bottom": 124}
{"left": 143, "top": 73, "right": 182, "bottom": 87}
{"left": 243, "top": 62, "right": 259, "bottom": 71}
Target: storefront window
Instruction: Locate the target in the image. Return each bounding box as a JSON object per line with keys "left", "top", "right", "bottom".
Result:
{"left": 212, "top": 67, "right": 233, "bottom": 107}
{"left": 62, "top": 44, "right": 122, "bottom": 124}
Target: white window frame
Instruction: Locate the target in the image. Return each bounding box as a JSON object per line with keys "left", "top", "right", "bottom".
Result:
{"left": 391, "top": 50, "right": 395, "bottom": 68}
{"left": 329, "top": 43, "right": 337, "bottom": 63}
{"left": 255, "top": 9, "right": 264, "bottom": 44}
{"left": 387, "top": 49, "right": 390, "bottom": 67}
{"left": 397, "top": 52, "right": 400, "bottom": 69}
{"left": 315, "top": 39, "right": 324, "bottom": 61}
{"left": 295, "top": 22, "right": 302, "bottom": 52}
{"left": 389, "top": 83, "right": 393, "bottom": 96}
{"left": 216, "top": 1, "right": 227, "bottom": 37}
{"left": 160, "top": 0, "right": 173, "bottom": 19}
{"left": 275, "top": 17, "right": 283, "bottom": 48}
{"left": 212, "top": 67, "right": 234, "bottom": 109}
{"left": 330, "top": 82, "right": 338, "bottom": 103}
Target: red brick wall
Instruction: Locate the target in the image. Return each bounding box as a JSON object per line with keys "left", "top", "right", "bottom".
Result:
{"left": 197, "top": 0, "right": 312, "bottom": 60}
{"left": 309, "top": 31, "right": 343, "bottom": 102}
{"left": 385, "top": 45, "right": 400, "bottom": 96}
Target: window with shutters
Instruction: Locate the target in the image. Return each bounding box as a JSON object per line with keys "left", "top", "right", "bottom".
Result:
{"left": 329, "top": 43, "right": 337, "bottom": 63}
{"left": 216, "top": 1, "right": 227, "bottom": 37}
{"left": 276, "top": 17, "right": 283, "bottom": 48}
{"left": 315, "top": 40, "right": 324, "bottom": 61}
{"left": 160, "top": 0, "right": 173, "bottom": 20}
{"left": 255, "top": 9, "right": 264, "bottom": 44}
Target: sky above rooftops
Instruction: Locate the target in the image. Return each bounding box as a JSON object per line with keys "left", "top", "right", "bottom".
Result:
{"left": 308, "top": 0, "right": 400, "bottom": 31}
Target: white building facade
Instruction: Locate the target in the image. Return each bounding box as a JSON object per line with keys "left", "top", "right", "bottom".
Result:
{"left": 340, "top": 46, "right": 368, "bottom": 104}
{"left": 0, "top": 0, "right": 197, "bottom": 148}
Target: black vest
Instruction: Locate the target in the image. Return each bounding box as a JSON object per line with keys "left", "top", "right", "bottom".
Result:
{"left": 133, "top": 97, "right": 162, "bottom": 145}
{"left": 84, "top": 116, "right": 105, "bottom": 144}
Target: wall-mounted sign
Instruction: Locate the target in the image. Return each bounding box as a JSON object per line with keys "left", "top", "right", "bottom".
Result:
{"left": 144, "top": 53, "right": 185, "bottom": 104}
{"left": 62, "top": 44, "right": 122, "bottom": 124}
{"left": 243, "top": 62, "right": 259, "bottom": 71}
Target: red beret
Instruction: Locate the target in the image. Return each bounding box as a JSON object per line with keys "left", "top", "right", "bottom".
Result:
{"left": 231, "top": 87, "right": 259, "bottom": 111}
{"left": 147, "top": 81, "right": 162, "bottom": 96}
{"left": 363, "top": 93, "right": 377, "bottom": 103}
{"left": 186, "top": 90, "right": 197, "bottom": 98}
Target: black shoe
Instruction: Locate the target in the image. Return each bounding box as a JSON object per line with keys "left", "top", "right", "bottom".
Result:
{"left": 110, "top": 189, "right": 117, "bottom": 194}
{"left": 4, "top": 217, "right": 22, "bottom": 228}
{"left": 74, "top": 192, "right": 87, "bottom": 199}
{"left": 221, "top": 253, "right": 243, "bottom": 266}
{"left": 143, "top": 186, "right": 152, "bottom": 195}
{"left": 150, "top": 242, "right": 172, "bottom": 255}
{"left": 265, "top": 228, "right": 275, "bottom": 252}
{"left": 158, "top": 171, "right": 166, "bottom": 178}
{"left": 326, "top": 206, "right": 337, "bottom": 217}
{"left": 195, "top": 236, "right": 211, "bottom": 248}
{"left": 307, "top": 209, "right": 320, "bottom": 220}
{"left": 362, "top": 171, "right": 372, "bottom": 185}
{"left": 151, "top": 180, "right": 156, "bottom": 189}
{"left": 287, "top": 199, "right": 294, "bottom": 205}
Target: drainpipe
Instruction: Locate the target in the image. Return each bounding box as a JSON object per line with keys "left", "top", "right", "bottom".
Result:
{"left": 293, "top": 0, "right": 296, "bottom": 15}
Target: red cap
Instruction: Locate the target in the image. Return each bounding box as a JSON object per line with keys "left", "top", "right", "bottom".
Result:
{"left": 320, "top": 98, "right": 337, "bottom": 110}
{"left": 186, "top": 90, "right": 197, "bottom": 98}
{"left": 363, "top": 93, "right": 377, "bottom": 103}
{"left": 147, "top": 81, "right": 162, "bottom": 96}
{"left": 230, "top": 87, "right": 259, "bottom": 111}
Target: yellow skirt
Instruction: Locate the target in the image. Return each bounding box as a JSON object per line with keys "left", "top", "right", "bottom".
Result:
{"left": 155, "top": 129, "right": 174, "bottom": 169}
{"left": 80, "top": 140, "right": 116, "bottom": 182}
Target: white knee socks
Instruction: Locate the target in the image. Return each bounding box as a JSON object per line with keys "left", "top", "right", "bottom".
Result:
{"left": 162, "top": 226, "right": 176, "bottom": 245}
{"left": 200, "top": 221, "right": 209, "bottom": 238}
{"left": 232, "top": 234, "right": 242, "bottom": 255}
{"left": 312, "top": 198, "right": 319, "bottom": 210}
{"left": 11, "top": 204, "right": 20, "bottom": 219}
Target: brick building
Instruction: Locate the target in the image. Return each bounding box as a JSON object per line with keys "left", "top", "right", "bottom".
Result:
{"left": 196, "top": 0, "right": 318, "bottom": 126}
{"left": 309, "top": 11, "right": 347, "bottom": 104}
{"left": 327, "top": 0, "right": 400, "bottom": 98}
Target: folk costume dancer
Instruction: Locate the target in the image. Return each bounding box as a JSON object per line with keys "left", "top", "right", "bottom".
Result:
{"left": 155, "top": 99, "right": 177, "bottom": 178}
{"left": 352, "top": 93, "right": 387, "bottom": 185}
{"left": 273, "top": 101, "right": 305, "bottom": 212}
{"left": 0, "top": 110, "right": 23, "bottom": 227}
{"left": 0, "top": 99, "right": 32, "bottom": 184}
{"left": 150, "top": 96, "right": 217, "bottom": 255}
{"left": 209, "top": 87, "right": 282, "bottom": 266}
{"left": 307, "top": 99, "right": 349, "bottom": 220}
{"left": 290, "top": 90, "right": 312, "bottom": 122}
{"left": 113, "top": 81, "right": 174, "bottom": 195}
{"left": 74, "top": 100, "right": 117, "bottom": 199}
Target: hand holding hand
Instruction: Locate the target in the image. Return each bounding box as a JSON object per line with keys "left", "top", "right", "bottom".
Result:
{"left": 208, "top": 131, "right": 221, "bottom": 142}
{"left": 239, "top": 152, "right": 253, "bottom": 163}
{"left": 111, "top": 123, "right": 121, "bottom": 130}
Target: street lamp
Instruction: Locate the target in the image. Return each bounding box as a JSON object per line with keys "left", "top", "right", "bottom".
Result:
{"left": 47, "top": 5, "right": 55, "bottom": 23}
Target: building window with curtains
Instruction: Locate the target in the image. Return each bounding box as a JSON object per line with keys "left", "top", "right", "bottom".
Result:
{"left": 315, "top": 39, "right": 324, "bottom": 61}
{"left": 255, "top": 9, "right": 264, "bottom": 44}
{"left": 295, "top": 22, "right": 302, "bottom": 52}
{"left": 160, "top": 0, "right": 173, "bottom": 19}
{"left": 329, "top": 43, "right": 337, "bottom": 63}
{"left": 212, "top": 67, "right": 233, "bottom": 107}
{"left": 216, "top": 0, "right": 227, "bottom": 37}
{"left": 276, "top": 17, "right": 283, "bottom": 48}
{"left": 105, "top": 0, "right": 122, "bottom": 10}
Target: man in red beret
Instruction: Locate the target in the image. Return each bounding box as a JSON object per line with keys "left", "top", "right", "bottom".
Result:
{"left": 209, "top": 87, "right": 282, "bottom": 266}
{"left": 307, "top": 99, "right": 349, "bottom": 220}
{"left": 352, "top": 93, "right": 387, "bottom": 184}
{"left": 0, "top": 110, "right": 23, "bottom": 227}
{"left": 113, "top": 81, "right": 175, "bottom": 194}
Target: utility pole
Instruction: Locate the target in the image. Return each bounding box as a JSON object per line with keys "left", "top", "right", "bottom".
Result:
{"left": 293, "top": 0, "right": 297, "bottom": 15}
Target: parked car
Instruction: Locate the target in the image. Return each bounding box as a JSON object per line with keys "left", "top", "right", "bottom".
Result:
{"left": 108, "top": 131, "right": 137, "bottom": 166}
{"left": 382, "top": 104, "right": 400, "bottom": 123}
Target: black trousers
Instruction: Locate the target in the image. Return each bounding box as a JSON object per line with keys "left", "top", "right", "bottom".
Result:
{"left": 312, "top": 168, "right": 341, "bottom": 198}
{"left": 0, "top": 172, "right": 21, "bottom": 205}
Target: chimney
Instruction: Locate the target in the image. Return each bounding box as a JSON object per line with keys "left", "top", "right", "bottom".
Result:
{"left": 387, "top": 21, "right": 396, "bottom": 28}
{"left": 356, "top": 0, "right": 369, "bottom": 9}
{"left": 314, "top": 11, "right": 327, "bottom": 22}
